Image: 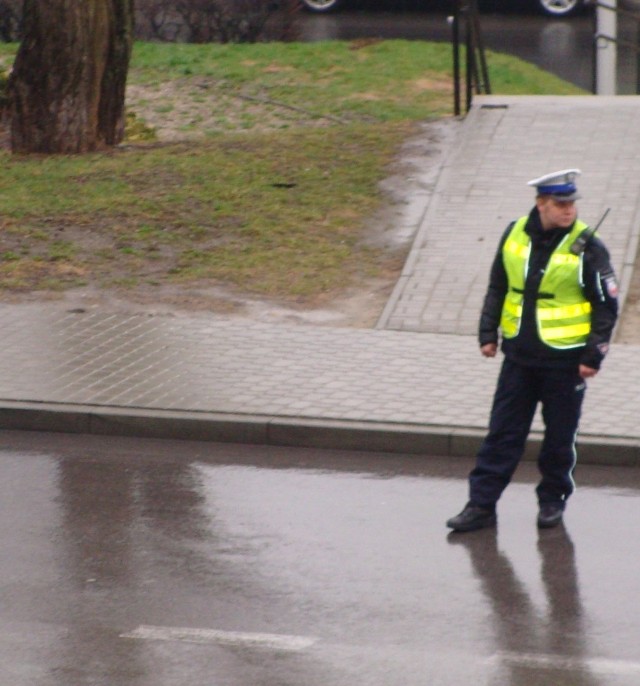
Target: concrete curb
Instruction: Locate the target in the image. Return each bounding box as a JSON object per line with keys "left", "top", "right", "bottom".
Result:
{"left": 2, "top": 401, "right": 639, "bottom": 466}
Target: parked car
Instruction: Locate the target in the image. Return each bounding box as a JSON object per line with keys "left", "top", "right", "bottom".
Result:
{"left": 300, "top": 0, "right": 585, "bottom": 17}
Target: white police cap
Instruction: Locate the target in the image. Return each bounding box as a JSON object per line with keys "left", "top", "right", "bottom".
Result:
{"left": 527, "top": 168, "right": 581, "bottom": 201}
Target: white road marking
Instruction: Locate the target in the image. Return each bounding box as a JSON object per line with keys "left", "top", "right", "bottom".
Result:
{"left": 121, "top": 624, "right": 318, "bottom": 652}
{"left": 121, "top": 632, "right": 640, "bottom": 676}
{"left": 493, "top": 651, "right": 640, "bottom": 676}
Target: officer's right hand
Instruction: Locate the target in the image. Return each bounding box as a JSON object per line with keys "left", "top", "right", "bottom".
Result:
{"left": 481, "top": 343, "right": 497, "bottom": 358}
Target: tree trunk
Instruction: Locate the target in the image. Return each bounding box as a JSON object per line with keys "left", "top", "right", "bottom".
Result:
{"left": 8, "top": 0, "right": 134, "bottom": 154}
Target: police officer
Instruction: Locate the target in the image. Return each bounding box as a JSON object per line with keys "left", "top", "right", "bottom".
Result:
{"left": 447, "top": 169, "right": 619, "bottom": 532}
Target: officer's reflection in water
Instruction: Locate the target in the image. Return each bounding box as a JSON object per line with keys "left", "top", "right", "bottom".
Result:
{"left": 449, "top": 528, "right": 598, "bottom": 686}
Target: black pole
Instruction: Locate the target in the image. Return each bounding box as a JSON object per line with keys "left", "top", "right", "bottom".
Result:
{"left": 465, "top": 5, "right": 473, "bottom": 111}
{"left": 637, "top": 17, "right": 640, "bottom": 94}
{"left": 470, "top": 0, "right": 491, "bottom": 94}
{"left": 452, "top": 0, "right": 461, "bottom": 116}
{"left": 591, "top": 0, "right": 598, "bottom": 94}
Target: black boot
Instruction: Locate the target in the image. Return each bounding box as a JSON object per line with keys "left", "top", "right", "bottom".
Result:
{"left": 446, "top": 502, "right": 496, "bottom": 532}
{"left": 537, "top": 502, "right": 564, "bottom": 529}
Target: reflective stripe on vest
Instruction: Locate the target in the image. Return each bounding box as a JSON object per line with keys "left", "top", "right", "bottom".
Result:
{"left": 500, "top": 217, "right": 592, "bottom": 349}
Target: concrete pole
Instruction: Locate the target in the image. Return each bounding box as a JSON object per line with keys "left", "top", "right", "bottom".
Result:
{"left": 596, "top": 0, "right": 618, "bottom": 95}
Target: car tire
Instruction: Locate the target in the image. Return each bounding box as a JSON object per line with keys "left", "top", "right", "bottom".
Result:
{"left": 300, "top": 0, "right": 345, "bottom": 12}
{"left": 537, "top": 0, "right": 583, "bottom": 16}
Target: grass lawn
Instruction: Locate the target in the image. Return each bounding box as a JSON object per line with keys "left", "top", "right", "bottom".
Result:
{"left": 0, "top": 39, "right": 586, "bottom": 304}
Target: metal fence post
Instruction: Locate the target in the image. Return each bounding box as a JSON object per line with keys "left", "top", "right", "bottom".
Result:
{"left": 452, "top": 0, "right": 461, "bottom": 116}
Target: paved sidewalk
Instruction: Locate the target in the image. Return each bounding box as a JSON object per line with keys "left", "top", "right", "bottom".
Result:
{"left": 379, "top": 96, "right": 640, "bottom": 334}
{"left": 1, "top": 96, "right": 640, "bottom": 464}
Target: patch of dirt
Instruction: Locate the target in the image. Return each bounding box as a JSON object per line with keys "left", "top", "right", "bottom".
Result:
{"left": 125, "top": 78, "right": 340, "bottom": 141}
{"left": 16, "top": 277, "right": 395, "bottom": 328}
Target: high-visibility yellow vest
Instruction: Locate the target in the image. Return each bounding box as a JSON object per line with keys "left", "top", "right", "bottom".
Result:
{"left": 500, "top": 217, "right": 592, "bottom": 349}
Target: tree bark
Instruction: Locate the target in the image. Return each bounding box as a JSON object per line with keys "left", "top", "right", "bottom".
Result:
{"left": 8, "top": 0, "right": 134, "bottom": 154}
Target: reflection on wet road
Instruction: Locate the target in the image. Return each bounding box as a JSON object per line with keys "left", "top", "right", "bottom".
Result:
{"left": 1, "top": 430, "right": 640, "bottom": 685}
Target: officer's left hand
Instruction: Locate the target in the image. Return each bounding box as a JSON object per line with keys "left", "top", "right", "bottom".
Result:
{"left": 480, "top": 343, "right": 497, "bottom": 358}
{"left": 579, "top": 364, "right": 598, "bottom": 379}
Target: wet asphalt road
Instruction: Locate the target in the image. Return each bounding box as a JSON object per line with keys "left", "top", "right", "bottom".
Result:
{"left": 299, "top": 9, "right": 640, "bottom": 94}
{"left": 3, "top": 429, "right": 640, "bottom": 685}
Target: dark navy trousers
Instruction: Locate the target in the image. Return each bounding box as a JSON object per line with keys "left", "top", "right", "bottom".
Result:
{"left": 469, "top": 358, "right": 586, "bottom": 510}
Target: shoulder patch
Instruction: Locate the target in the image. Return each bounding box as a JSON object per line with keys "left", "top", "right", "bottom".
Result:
{"left": 604, "top": 276, "right": 619, "bottom": 298}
